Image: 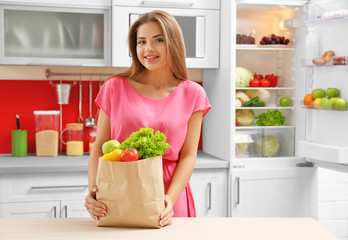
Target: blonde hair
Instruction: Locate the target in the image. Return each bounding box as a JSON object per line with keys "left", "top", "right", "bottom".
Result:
{"left": 114, "top": 10, "right": 187, "bottom": 80}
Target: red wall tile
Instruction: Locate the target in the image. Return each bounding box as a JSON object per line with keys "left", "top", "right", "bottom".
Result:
{"left": 0, "top": 80, "right": 202, "bottom": 154}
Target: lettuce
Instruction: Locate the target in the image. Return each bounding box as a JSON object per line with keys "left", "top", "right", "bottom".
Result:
{"left": 255, "top": 110, "right": 286, "bottom": 126}
{"left": 121, "top": 127, "right": 170, "bottom": 159}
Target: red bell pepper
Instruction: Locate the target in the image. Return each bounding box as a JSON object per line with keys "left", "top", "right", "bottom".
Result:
{"left": 253, "top": 73, "right": 263, "bottom": 80}
{"left": 265, "top": 74, "right": 278, "bottom": 87}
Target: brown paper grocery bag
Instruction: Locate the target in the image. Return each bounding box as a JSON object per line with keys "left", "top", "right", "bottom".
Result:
{"left": 96, "top": 155, "right": 165, "bottom": 228}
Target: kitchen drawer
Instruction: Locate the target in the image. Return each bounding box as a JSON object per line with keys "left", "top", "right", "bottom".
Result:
{"left": 0, "top": 201, "right": 60, "bottom": 218}
{"left": 0, "top": 172, "right": 88, "bottom": 202}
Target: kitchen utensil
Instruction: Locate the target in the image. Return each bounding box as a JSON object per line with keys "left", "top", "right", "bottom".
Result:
{"left": 77, "top": 82, "right": 83, "bottom": 123}
{"left": 12, "top": 114, "right": 27, "bottom": 157}
{"left": 55, "top": 83, "right": 71, "bottom": 104}
{"left": 85, "top": 82, "right": 97, "bottom": 128}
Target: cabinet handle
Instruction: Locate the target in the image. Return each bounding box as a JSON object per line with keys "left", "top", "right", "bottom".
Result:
{"left": 53, "top": 206, "right": 57, "bottom": 218}
{"left": 207, "top": 182, "right": 212, "bottom": 210}
{"left": 142, "top": 1, "right": 194, "bottom": 7}
{"left": 64, "top": 205, "right": 68, "bottom": 218}
{"left": 31, "top": 185, "right": 88, "bottom": 190}
{"left": 235, "top": 177, "right": 240, "bottom": 205}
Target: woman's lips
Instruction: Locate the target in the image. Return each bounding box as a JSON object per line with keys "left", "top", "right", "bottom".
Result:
{"left": 144, "top": 55, "right": 159, "bottom": 63}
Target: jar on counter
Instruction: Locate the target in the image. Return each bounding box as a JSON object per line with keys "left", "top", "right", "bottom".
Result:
{"left": 60, "top": 123, "right": 84, "bottom": 156}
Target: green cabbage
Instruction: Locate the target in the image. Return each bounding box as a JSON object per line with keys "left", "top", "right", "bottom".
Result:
{"left": 121, "top": 127, "right": 170, "bottom": 159}
{"left": 236, "top": 109, "right": 254, "bottom": 126}
{"left": 236, "top": 67, "right": 254, "bottom": 87}
{"left": 255, "top": 135, "right": 280, "bottom": 157}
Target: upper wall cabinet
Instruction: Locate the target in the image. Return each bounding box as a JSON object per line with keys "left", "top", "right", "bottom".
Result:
{"left": 0, "top": 3, "right": 111, "bottom": 66}
{"left": 112, "top": 0, "right": 220, "bottom": 69}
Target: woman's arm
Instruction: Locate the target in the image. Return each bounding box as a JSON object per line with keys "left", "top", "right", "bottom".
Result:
{"left": 85, "top": 109, "right": 111, "bottom": 220}
{"left": 159, "top": 110, "right": 204, "bottom": 226}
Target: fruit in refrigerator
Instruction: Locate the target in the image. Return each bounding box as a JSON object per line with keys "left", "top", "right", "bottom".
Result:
{"left": 265, "top": 74, "right": 278, "bottom": 87}
{"left": 236, "top": 67, "right": 254, "bottom": 87}
{"left": 253, "top": 73, "right": 263, "bottom": 80}
{"left": 280, "top": 97, "right": 291, "bottom": 107}
{"left": 326, "top": 88, "right": 339, "bottom": 98}
{"left": 303, "top": 94, "right": 314, "bottom": 108}
{"left": 332, "top": 97, "right": 347, "bottom": 110}
{"left": 260, "top": 79, "right": 271, "bottom": 87}
{"left": 312, "top": 89, "right": 325, "bottom": 99}
{"left": 313, "top": 98, "right": 322, "bottom": 109}
{"left": 236, "top": 109, "right": 254, "bottom": 126}
{"left": 320, "top": 97, "right": 331, "bottom": 109}
{"left": 102, "top": 140, "right": 122, "bottom": 154}
{"left": 249, "top": 79, "right": 261, "bottom": 87}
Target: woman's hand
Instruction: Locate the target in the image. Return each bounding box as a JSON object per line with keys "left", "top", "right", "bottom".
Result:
{"left": 159, "top": 195, "right": 174, "bottom": 227}
{"left": 84, "top": 185, "right": 107, "bottom": 220}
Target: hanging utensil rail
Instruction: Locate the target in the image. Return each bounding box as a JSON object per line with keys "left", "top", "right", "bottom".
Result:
{"left": 45, "top": 68, "right": 114, "bottom": 85}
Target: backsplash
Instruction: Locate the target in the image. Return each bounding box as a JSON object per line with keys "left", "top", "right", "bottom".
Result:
{"left": 0, "top": 80, "right": 203, "bottom": 154}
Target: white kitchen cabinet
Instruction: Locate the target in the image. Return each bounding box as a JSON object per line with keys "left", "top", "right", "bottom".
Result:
{"left": 0, "top": 171, "right": 89, "bottom": 218}
{"left": 190, "top": 168, "right": 228, "bottom": 217}
{"left": 0, "top": 201, "right": 60, "bottom": 218}
{"left": 0, "top": 3, "right": 111, "bottom": 66}
{"left": 231, "top": 167, "right": 317, "bottom": 218}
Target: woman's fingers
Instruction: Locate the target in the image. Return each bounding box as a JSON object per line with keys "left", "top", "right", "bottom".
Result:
{"left": 159, "top": 209, "right": 174, "bottom": 227}
{"left": 159, "top": 195, "right": 174, "bottom": 227}
{"left": 85, "top": 185, "right": 107, "bottom": 220}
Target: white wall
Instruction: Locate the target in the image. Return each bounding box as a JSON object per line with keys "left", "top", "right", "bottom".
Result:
{"left": 318, "top": 168, "right": 348, "bottom": 240}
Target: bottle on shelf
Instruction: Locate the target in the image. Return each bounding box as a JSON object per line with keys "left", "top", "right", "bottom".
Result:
{"left": 305, "top": 27, "right": 319, "bottom": 66}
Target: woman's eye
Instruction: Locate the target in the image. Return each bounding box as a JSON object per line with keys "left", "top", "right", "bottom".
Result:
{"left": 155, "top": 38, "right": 164, "bottom": 43}
{"left": 137, "top": 40, "right": 145, "bottom": 45}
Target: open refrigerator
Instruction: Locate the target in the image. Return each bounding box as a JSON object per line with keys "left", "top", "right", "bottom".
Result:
{"left": 203, "top": 0, "right": 348, "bottom": 218}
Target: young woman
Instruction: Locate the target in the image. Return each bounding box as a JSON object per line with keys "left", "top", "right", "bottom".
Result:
{"left": 84, "top": 10, "right": 211, "bottom": 227}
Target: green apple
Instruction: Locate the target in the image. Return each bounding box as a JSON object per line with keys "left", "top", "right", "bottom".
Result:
{"left": 313, "top": 98, "right": 322, "bottom": 109}
{"left": 320, "top": 97, "right": 331, "bottom": 109}
{"left": 102, "top": 140, "right": 121, "bottom": 154}
{"left": 279, "top": 97, "right": 291, "bottom": 107}
{"left": 326, "top": 88, "right": 339, "bottom": 98}
{"left": 332, "top": 97, "right": 347, "bottom": 110}
{"left": 312, "top": 88, "right": 325, "bottom": 99}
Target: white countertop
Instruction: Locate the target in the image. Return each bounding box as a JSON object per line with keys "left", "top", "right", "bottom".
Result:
{"left": 0, "top": 217, "right": 338, "bottom": 240}
{"left": 0, "top": 151, "right": 228, "bottom": 174}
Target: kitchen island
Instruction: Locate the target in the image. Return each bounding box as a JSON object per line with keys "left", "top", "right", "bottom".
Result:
{"left": 0, "top": 217, "right": 338, "bottom": 240}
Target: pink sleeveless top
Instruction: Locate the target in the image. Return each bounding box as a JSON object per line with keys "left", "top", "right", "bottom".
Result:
{"left": 95, "top": 76, "right": 211, "bottom": 217}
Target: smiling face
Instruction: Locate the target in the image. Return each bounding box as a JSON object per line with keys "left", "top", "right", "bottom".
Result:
{"left": 136, "top": 22, "right": 168, "bottom": 72}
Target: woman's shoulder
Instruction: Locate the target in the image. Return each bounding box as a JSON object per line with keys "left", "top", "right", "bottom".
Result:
{"left": 181, "top": 80, "right": 206, "bottom": 93}
{"left": 106, "top": 75, "right": 127, "bottom": 84}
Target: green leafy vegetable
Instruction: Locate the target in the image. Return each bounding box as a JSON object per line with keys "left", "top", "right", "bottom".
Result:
{"left": 121, "top": 127, "right": 170, "bottom": 159}
{"left": 255, "top": 110, "right": 286, "bottom": 126}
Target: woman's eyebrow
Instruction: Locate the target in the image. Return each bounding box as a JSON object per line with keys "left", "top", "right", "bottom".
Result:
{"left": 137, "top": 34, "right": 164, "bottom": 39}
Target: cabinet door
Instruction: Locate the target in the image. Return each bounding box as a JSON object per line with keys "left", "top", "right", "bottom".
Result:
{"left": 61, "top": 200, "right": 90, "bottom": 218}
{"left": 231, "top": 167, "right": 317, "bottom": 218}
{"left": 0, "top": 5, "right": 111, "bottom": 66}
{"left": 189, "top": 168, "right": 228, "bottom": 217}
{"left": 0, "top": 201, "right": 60, "bottom": 218}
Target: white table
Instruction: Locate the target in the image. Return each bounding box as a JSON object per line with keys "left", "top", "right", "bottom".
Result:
{"left": 0, "top": 218, "right": 338, "bottom": 240}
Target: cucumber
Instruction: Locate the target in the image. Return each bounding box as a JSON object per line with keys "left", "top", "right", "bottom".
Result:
{"left": 253, "top": 102, "right": 265, "bottom": 107}
{"left": 244, "top": 97, "right": 259, "bottom": 107}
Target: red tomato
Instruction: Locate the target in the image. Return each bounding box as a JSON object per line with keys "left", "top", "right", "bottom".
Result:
{"left": 249, "top": 79, "right": 260, "bottom": 87}
{"left": 235, "top": 119, "right": 238, "bottom": 126}
{"left": 260, "top": 79, "right": 271, "bottom": 87}
{"left": 120, "top": 148, "right": 139, "bottom": 162}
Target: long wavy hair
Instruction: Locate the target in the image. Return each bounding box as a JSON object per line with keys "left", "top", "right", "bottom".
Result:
{"left": 113, "top": 10, "right": 187, "bottom": 81}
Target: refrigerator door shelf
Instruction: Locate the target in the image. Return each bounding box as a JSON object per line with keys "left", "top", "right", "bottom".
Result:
{"left": 298, "top": 140, "right": 348, "bottom": 164}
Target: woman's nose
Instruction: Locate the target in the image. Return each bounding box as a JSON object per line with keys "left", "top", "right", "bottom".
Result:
{"left": 145, "top": 42, "right": 154, "bottom": 51}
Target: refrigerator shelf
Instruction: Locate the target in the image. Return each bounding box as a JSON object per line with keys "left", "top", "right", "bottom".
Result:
{"left": 298, "top": 141, "right": 348, "bottom": 164}
{"left": 301, "top": 56, "right": 347, "bottom": 67}
{"left": 236, "top": 126, "right": 295, "bottom": 130}
{"left": 236, "top": 87, "right": 295, "bottom": 90}
{"left": 236, "top": 46, "right": 295, "bottom": 51}
{"left": 236, "top": 107, "right": 294, "bottom": 110}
